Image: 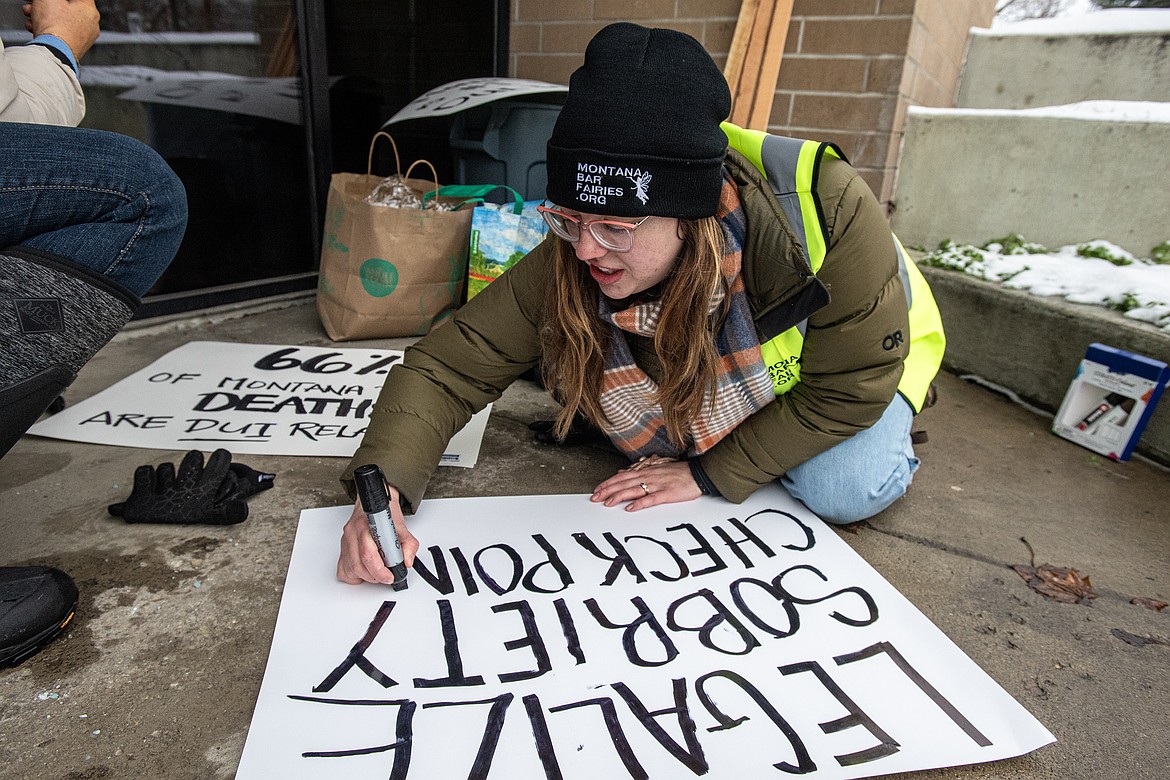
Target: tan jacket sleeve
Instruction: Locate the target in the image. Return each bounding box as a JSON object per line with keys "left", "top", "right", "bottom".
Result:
{"left": 0, "top": 39, "right": 85, "bottom": 126}
{"left": 340, "top": 240, "right": 553, "bottom": 512}
{"left": 699, "top": 160, "right": 909, "bottom": 502}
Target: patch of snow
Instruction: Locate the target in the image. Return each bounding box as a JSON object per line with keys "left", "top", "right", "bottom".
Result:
{"left": 908, "top": 100, "right": 1170, "bottom": 124}
{"left": 1016, "top": 100, "right": 1170, "bottom": 123}
{"left": 919, "top": 238, "right": 1170, "bottom": 333}
{"left": 984, "top": 8, "right": 1170, "bottom": 36}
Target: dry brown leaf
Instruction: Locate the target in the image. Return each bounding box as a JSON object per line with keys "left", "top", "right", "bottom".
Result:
{"left": 1011, "top": 537, "right": 1098, "bottom": 605}
{"left": 1011, "top": 563, "right": 1099, "bottom": 604}
{"left": 1130, "top": 596, "right": 1168, "bottom": 612}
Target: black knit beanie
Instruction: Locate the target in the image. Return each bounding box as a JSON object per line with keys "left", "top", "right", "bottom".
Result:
{"left": 545, "top": 23, "right": 731, "bottom": 219}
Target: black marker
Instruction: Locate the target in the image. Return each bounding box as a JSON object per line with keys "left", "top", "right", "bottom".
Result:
{"left": 353, "top": 464, "right": 408, "bottom": 590}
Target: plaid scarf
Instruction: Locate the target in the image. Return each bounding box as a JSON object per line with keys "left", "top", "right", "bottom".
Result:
{"left": 596, "top": 179, "right": 774, "bottom": 461}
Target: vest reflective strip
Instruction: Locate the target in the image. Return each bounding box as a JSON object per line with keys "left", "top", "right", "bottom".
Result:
{"left": 895, "top": 235, "right": 913, "bottom": 309}
{"left": 754, "top": 135, "right": 835, "bottom": 393}
{"left": 761, "top": 136, "right": 807, "bottom": 252}
{"left": 723, "top": 122, "right": 945, "bottom": 410}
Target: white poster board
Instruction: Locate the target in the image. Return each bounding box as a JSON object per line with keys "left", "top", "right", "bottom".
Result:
{"left": 382, "top": 77, "right": 568, "bottom": 126}
{"left": 29, "top": 342, "right": 490, "bottom": 466}
{"left": 119, "top": 76, "right": 305, "bottom": 124}
{"left": 236, "top": 487, "right": 1054, "bottom": 779}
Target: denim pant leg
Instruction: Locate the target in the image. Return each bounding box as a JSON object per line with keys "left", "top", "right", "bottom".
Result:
{"left": 0, "top": 122, "right": 187, "bottom": 297}
{"left": 781, "top": 395, "right": 919, "bottom": 525}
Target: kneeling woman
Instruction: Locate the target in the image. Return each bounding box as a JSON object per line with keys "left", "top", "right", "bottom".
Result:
{"left": 336, "top": 22, "right": 943, "bottom": 586}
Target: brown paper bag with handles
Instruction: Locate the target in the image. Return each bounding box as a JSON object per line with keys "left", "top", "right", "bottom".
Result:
{"left": 316, "top": 132, "right": 473, "bottom": 341}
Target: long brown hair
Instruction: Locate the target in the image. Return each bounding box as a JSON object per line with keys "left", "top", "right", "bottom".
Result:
{"left": 539, "top": 216, "right": 730, "bottom": 447}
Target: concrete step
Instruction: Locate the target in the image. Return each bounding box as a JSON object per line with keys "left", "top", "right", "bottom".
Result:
{"left": 920, "top": 264, "right": 1170, "bottom": 465}
{"left": 890, "top": 102, "right": 1170, "bottom": 258}
{"left": 958, "top": 12, "right": 1170, "bottom": 110}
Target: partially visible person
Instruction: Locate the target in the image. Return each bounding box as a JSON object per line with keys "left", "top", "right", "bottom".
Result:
{"left": 334, "top": 23, "right": 944, "bottom": 588}
{"left": 3, "top": 0, "right": 97, "bottom": 124}
{"left": 1, "top": 0, "right": 188, "bottom": 666}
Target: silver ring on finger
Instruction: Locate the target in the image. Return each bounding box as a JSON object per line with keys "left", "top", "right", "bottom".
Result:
{"left": 639, "top": 482, "right": 650, "bottom": 496}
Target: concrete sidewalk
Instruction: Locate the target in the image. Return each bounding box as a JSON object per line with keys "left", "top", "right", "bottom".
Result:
{"left": 1, "top": 296, "right": 1167, "bottom": 780}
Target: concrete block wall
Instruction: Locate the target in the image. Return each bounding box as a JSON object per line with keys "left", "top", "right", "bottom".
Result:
{"left": 891, "top": 13, "right": 1170, "bottom": 257}
{"left": 509, "top": 0, "right": 994, "bottom": 207}
{"left": 891, "top": 107, "right": 1170, "bottom": 257}
{"left": 959, "top": 22, "right": 1170, "bottom": 110}
{"left": 884, "top": 0, "right": 996, "bottom": 201}
{"left": 775, "top": 0, "right": 994, "bottom": 204}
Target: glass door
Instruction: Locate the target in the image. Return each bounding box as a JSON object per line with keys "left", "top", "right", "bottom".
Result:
{"left": 2, "top": 1, "right": 508, "bottom": 318}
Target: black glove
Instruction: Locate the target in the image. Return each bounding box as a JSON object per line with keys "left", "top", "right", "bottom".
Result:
{"left": 108, "top": 449, "right": 274, "bottom": 525}
{"left": 221, "top": 461, "right": 277, "bottom": 502}
{"left": 528, "top": 412, "right": 607, "bottom": 446}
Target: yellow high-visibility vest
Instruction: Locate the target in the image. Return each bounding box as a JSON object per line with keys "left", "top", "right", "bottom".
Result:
{"left": 722, "top": 122, "right": 946, "bottom": 413}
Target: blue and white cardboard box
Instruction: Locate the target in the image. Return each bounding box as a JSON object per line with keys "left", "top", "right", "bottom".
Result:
{"left": 1052, "top": 343, "right": 1170, "bottom": 461}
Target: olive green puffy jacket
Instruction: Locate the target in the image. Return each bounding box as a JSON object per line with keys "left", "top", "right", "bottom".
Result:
{"left": 342, "top": 148, "right": 909, "bottom": 510}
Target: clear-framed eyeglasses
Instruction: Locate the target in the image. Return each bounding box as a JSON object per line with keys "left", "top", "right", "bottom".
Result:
{"left": 537, "top": 203, "right": 652, "bottom": 253}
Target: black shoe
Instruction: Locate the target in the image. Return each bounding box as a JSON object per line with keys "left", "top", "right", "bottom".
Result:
{"left": 910, "top": 384, "right": 939, "bottom": 444}
{"left": 529, "top": 414, "right": 607, "bottom": 446}
{"left": 922, "top": 383, "right": 939, "bottom": 410}
{"left": 0, "top": 566, "right": 78, "bottom": 667}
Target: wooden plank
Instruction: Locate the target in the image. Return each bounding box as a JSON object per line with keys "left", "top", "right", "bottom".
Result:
{"left": 723, "top": 0, "right": 794, "bottom": 130}
{"left": 724, "top": 0, "right": 759, "bottom": 102}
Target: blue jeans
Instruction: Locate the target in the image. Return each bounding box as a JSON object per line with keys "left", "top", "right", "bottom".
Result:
{"left": 0, "top": 122, "right": 187, "bottom": 297}
{"left": 781, "top": 395, "right": 920, "bottom": 524}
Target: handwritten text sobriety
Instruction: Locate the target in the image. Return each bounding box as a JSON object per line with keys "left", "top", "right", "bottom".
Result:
{"left": 289, "top": 509, "right": 993, "bottom": 778}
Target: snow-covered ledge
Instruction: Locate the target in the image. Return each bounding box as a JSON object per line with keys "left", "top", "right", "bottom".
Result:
{"left": 918, "top": 263, "right": 1170, "bottom": 466}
